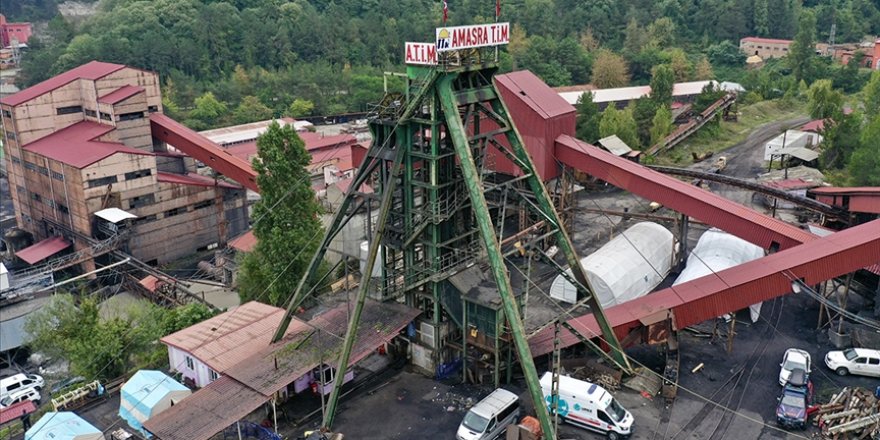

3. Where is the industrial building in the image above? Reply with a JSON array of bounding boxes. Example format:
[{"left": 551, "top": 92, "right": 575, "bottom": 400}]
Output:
[
  {"left": 739, "top": 36, "right": 794, "bottom": 59},
  {"left": 556, "top": 80, "right": 744, "bottom": 110},
  {"left": 0, "top": 61, "right": 248, "bottom": 268},
  {"left": 0, "top": 14, "right": 31, "bottom": 48}
]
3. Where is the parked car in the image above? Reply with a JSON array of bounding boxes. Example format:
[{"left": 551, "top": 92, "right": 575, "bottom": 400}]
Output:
[
  {"left": 456, "top": 388, "right": 521, "bottom": 440},
  {"left": 776, "top": 369, "right": 813, "bottom": 430},
  {"left": 0, "top": 373, "right": 44, "bottom": 399},
  {"left": 0, "top": 387, "right": 41, "bottom": 409},
  {"left": 778, "top": 348, "right": 811, "bottom": 385},
  {"left": 825, "top": 348, "right": 880, "bottom": 377}
]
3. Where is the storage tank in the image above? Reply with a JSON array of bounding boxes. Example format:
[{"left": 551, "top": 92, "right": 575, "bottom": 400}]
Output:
[
  {"left": 550, "top": 222, "right": 675, "bottom": 307},
  {"left": 673, "top": 228, "right": 765, "bottom": 321}
]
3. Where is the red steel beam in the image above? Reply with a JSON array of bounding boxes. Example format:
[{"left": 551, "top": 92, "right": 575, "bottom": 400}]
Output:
[
  {"left": 529, "top": 218, "right": 880, "bottom": 357},
  {"left": 555, "top": 134, "right": 816, "bottom": 251},
  {"left": 150, "top": 114, "right": 259, "bottom": 193}
]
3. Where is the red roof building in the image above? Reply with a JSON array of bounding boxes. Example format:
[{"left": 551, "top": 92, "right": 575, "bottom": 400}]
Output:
[
  {"left": 0, "top": 14, "right": 32, "bottom": 48},
  {"left": 0, "top": 61, "right": 249, "bottom": 266}
]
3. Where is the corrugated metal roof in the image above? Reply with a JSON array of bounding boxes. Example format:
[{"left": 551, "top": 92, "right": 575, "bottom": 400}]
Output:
[
  {"left": 198, "top": 118, "right": 297, "bottom": 146},
  {"left": 16, "top": 236, "right": 71, "bottom": 265},
  {"left": 530, "top": 218, "right": 880, "bottom": 356},
  {"left": 740, "top": 37, "right": 793, "bottom": 45},
  {"left": 24, "top": 121, "right": 153, "bottom": 168},
  {"left": 809, "top": 187, "right": 880, "bottom": 195},
  {"left": 597, "top": 135, "right": 632, "bottom": 156},
  {"left": 160, "top": 301, "right": 304, "bottom": 373},
  {"left": 0, "top": 400, "right": 36, "bottom": 425},
  {"left": 97, "top": 85, "right": 144, "bottom": 104},
  {"left": 558, "top": 81, "right": 723, "bottom": 105},
  {"left": 555, "top": 134, "right": 817, "bottom": 250},
  {"left": 224, "top": 300, "right": 420, "bottom": 396},
  {"left": 496, "top": 70, "right": 576, "bottom": 119},
  {"left": 228, "top": 230, "right": 256, "bottom": 253},
  {"left": 800, "top": 119, "right": 825, "bottom": 132},
  {"left": 0, "top": 61, "right": 126, "bottom": 107},
  {"left": 156, "top": 172, "right": 241, "bottom": 189},
  {"left": 142, "top": 376, "right": 266, "bottom": 440}
]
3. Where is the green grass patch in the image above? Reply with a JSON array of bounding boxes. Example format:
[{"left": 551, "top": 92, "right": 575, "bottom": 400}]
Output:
[{"left": 656, "top": 99, "right": 808, "bottom": 166}]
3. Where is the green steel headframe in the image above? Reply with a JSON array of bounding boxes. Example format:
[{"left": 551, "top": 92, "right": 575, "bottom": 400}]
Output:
[{"left": 272, "top": 57, "right": 631, "bottom": 438}]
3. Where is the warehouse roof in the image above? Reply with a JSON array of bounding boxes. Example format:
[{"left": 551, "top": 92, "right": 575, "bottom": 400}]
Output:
[
  {"left": 97, "top": 85, "right": 144, "bottom": 104},
  {"left": 740, "top": 37, "right": 794, "bottom": 45},
  {"left": 496, "top": 70, "right": 575, "bottom": 119},
  {"left": 23, "top": 121, "right": 152, "bottom": 168},
  {"left": 16, "top": 236, "right": 72, "bottom": 265},
  {"left": 1, "top": 61, "right": 126, "bottom": 107}
]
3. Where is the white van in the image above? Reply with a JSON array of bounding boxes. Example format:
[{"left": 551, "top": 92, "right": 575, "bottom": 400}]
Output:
[
  {"left": 0, "top": 387, "right": 41, "bottom": 409},
  {"left": 0, "top": 373, "right": 44, "bottom": 399},
  {"left": 540, "top": 372, "right": 634, "bottom": 440},
  {"left": 456, "top": 388, "right": 521, "bottom": 440}
]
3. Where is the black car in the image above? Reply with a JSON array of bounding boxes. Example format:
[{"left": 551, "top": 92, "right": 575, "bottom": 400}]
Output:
[{"left": 776, "top": 368, "right": 813, "bottom": 430}]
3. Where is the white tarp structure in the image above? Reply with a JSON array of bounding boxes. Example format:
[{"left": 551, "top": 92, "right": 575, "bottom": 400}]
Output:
[
  {"left": 764, "top": 130, "right": 822, "bottom": 161},
  {"left": 673, "top": 228, "right": 765, "bottom": 322},
  {"left": 550, "top": 222, "right": 674, "bottom": 306},
  {"left": 119, "top": 370, "right": 191, "bottom": 437},
  {"left": 94, "top": 207, "right": 137, "bottom": 223}
]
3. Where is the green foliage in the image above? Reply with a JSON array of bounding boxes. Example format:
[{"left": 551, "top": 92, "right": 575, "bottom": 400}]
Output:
[
  {"left": 592, "top": 50, "right": 630, "bottom": 88},
  {"left": 289, "top": 99, "right": 316, "bottom": 118},
  {"left": 518, "top": 36, "right": 592, "bottom": 86},
  {"left": 863, "top": 71, "right": 880, "bottom": 120},
  {"left": 599, "top": 105, "right": 640, "bottom": 149},
  {"left": 819, "top": 113, "right": 862, "bottom": 169},
  {"left": 238, "top": 122, "right": 326, "bottom": 307},
  {"left": 650, "top": 105, "right": 674, "bottom": 145},
  {"left": 806, "top": 79, "right": 843, "bottom": 120},
  {"left": 693, "top": 83, "right": 727, "bottom": 114},
  {"left": 24, "top": 294, "right": 214, "bottom": 380},
  {"left": 650, "top": 64, "right": 675, "bottom": 107},
  {"left": 191, "top": 92, "right": 228, "bottom": 125},
  {"left": 753, "top": 0, "right": 769, "bottom": 36},
  {"left": 705, "top": 41, "right": 746, "bottom": 68},
  {"left": 788, "top": 10, "right": 817, "bottom": 82},
  {"left": 847, "top": 115, "right": 880, "bottom": 186},
  {"left": 575, "top": 91, "right": 601, "bottom": 143},
  {"left": 233, "top": 95, "right": 274, "bottom": 124}
]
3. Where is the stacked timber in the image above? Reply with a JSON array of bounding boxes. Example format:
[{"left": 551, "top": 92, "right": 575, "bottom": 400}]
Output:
[{"left": 814, "top": 387, "right": 880, "bottom": 439}]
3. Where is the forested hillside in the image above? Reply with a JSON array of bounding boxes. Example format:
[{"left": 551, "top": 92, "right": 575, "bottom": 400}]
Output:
[{"left": 13, "top": 0, "right": 880, "bottom": 124}]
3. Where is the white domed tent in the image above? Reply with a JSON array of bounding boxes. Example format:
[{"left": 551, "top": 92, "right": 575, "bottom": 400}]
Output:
[
  {"left": 550, "top": 222, "right": 675, "bottom": 307},
  {"left": 119, "top": 370, "right": 191, "bottom": 437},
  {"left": 673, "top": 228, "right": 765, "bottom": 321},
  {"left": 25, "top": 412, "right": 102, "bottom": 440}
]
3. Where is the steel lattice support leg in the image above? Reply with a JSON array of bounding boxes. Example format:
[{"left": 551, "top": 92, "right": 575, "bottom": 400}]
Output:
[{"left": 437, "top": 74, "right": 556, "bottom": 438}]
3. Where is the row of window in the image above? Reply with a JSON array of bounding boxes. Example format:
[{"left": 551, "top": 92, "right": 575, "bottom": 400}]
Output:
[
  {"left": 22, "top": 188, "right": 69, "bottom": 214},
  {"left": 87, "top": 169, "right": 153, "bottom": 189},
  {"left": 128, "top": 199, "right": 218, "bottom": 226},
  {"left": 184, "top": 356, "right": 219, "bottom": 382},
  {"left": 16, "top": 158, "right": 64, "bottom": 180}
]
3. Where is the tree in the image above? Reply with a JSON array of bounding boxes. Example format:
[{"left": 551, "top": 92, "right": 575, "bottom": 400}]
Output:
[
  {"left": 233, "top": 95, "right": 273, "bottom": 124},
  {"left": 862, "top": 70, "right": 880, "bottom": 120},
  {"left": 647, "top": 17, "right": 676, "bottom": 48},
  {"left": 650, "top": 64, "right": 675, "bottom": 107},
  {"left": 668, "top": 49, "right": 692, "bottom": 82},
  {"left": 806, "top": 79, "right": 843, "bottom": 120},
  {"left": 693, "top": 83, "right": 726, "bottom": 114},
  {"left": 847, "top": 115, "right": 880, "bottom": 185},
  {"left": 623, "top": 18, "right": 646, "bottom": 54},
  {"left": 819, "top": 113, "right": 862, "bottom": 169},
  {"left": 650, "top": 105, "right": 674, "bottom": 145},
  {"left": 754, "top": 0, "right": 770, "bottom": 36},
  {"left": 694, "top": 56, "right": 714, "bottom": 80},
  {"left": 592, "top": 50, "right": 630, "bottom": 88},
  {"left": 289, "top": 98, "right": 316, "bottom": 117},
  {"left": 508, "top": 24, "right": 529, "bottom": 69},
  {"left": 599, "top": 105, "right": 640, "bottom": 149},
  {"left": 579, "top": 28, "right": 600, "bottom": 53},
  {"left": 190, "top": 92, "right": 228, "bottom": 125},
  {"left": 238, "top": 122, "right": 326, "bottom": 307},
  {"left": 575, "top": 91, "right": 601, "bottom": 143},
  {"left": 788, "top": 10, "right": 817, "bottom": 82},
  {"left": 705, "top": 41, "right": 746, "bottom": 67}
]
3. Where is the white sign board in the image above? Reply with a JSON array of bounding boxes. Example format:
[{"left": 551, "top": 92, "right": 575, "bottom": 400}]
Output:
[
  {"left": 405, "top": 42, "right": 437, "bottom": 65},
  {"left": 435, "top": 22, "right": 510, "bottom": 52}
]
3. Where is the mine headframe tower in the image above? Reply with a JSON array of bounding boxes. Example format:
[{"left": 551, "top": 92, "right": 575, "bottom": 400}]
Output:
[{"left": 272, "top": 49, "right": 631, "bottom": 437}]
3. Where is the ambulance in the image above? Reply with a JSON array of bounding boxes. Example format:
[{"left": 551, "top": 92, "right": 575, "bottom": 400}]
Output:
[{"left": 539, "top": 372, "right": 634, "bottom": 439}]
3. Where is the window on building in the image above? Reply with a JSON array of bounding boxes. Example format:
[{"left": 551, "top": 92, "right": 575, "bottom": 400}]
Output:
[
  {"left": 84, "top": 109, "right": 97, "bottom": 118},
  {"left": 185, "top": 356, "right": 194, "bottom": 370},
  {"left": 44, "top": 199, "right": 55, "bottom": 208},
  {"left": 124, "top": 169, "right": 152, "bottom": 180},
  {"left": 208, "top": 369, "right": 219, "bottom": 382},
  {"left": 57, "top": 203, "right": 69, "bottom": 214},
  {"left": 22, "top": 214, "right": 31, "bottom": 223},
  {"left": 23, "top": 161, "right": 37, "bottom": 172},
  {"left": 128, "top": 194, "right": 155, "bottom": 209},
  {"left": 51, "top": 170, "right": 64, "bottom": 181},
  {"left": 56, "top": 105, "right": 83, "bottom": 115},
  {"left": 11, "top": 156, "right": 21, "bottom": 165},
  {"left": 193, "top": 200, "right": 213, "bottom": 210},
  {"left": 118, "top": 111, "right": 145, "bottom": 122},
  {"left": 100, "top": 112, "right": 112, "bottom": 121},
  {"left": 31, "top": 192, "right": 41, "bottom": 202},
  {"left": 37, "top": 166, "right": 49, "bottom": 176},
  {"left": 6, "top": 131, "right": 15, "bottom": 142},
  {"left": 2, "top": 109, "right": 11, "bottom": 118},
  {"left": 132, "top": 214, "right": 156, "bottom": 226},
  {"left": 16, "top": 185, "right": 25, "bottom": 194},
  {"left": 87, "top": 175, "right": 118, "bottom": 188},
  {"left": 165, "top": 207, "right": 185, "bottom": 217},
  {"left": 147, "top": 105, "right": 159, "bottom": 113}
]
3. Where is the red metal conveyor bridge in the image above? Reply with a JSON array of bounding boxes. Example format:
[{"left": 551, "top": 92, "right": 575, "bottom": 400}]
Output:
[{"left": 529, "top": 135, "right": 880, "bottom": 355}]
